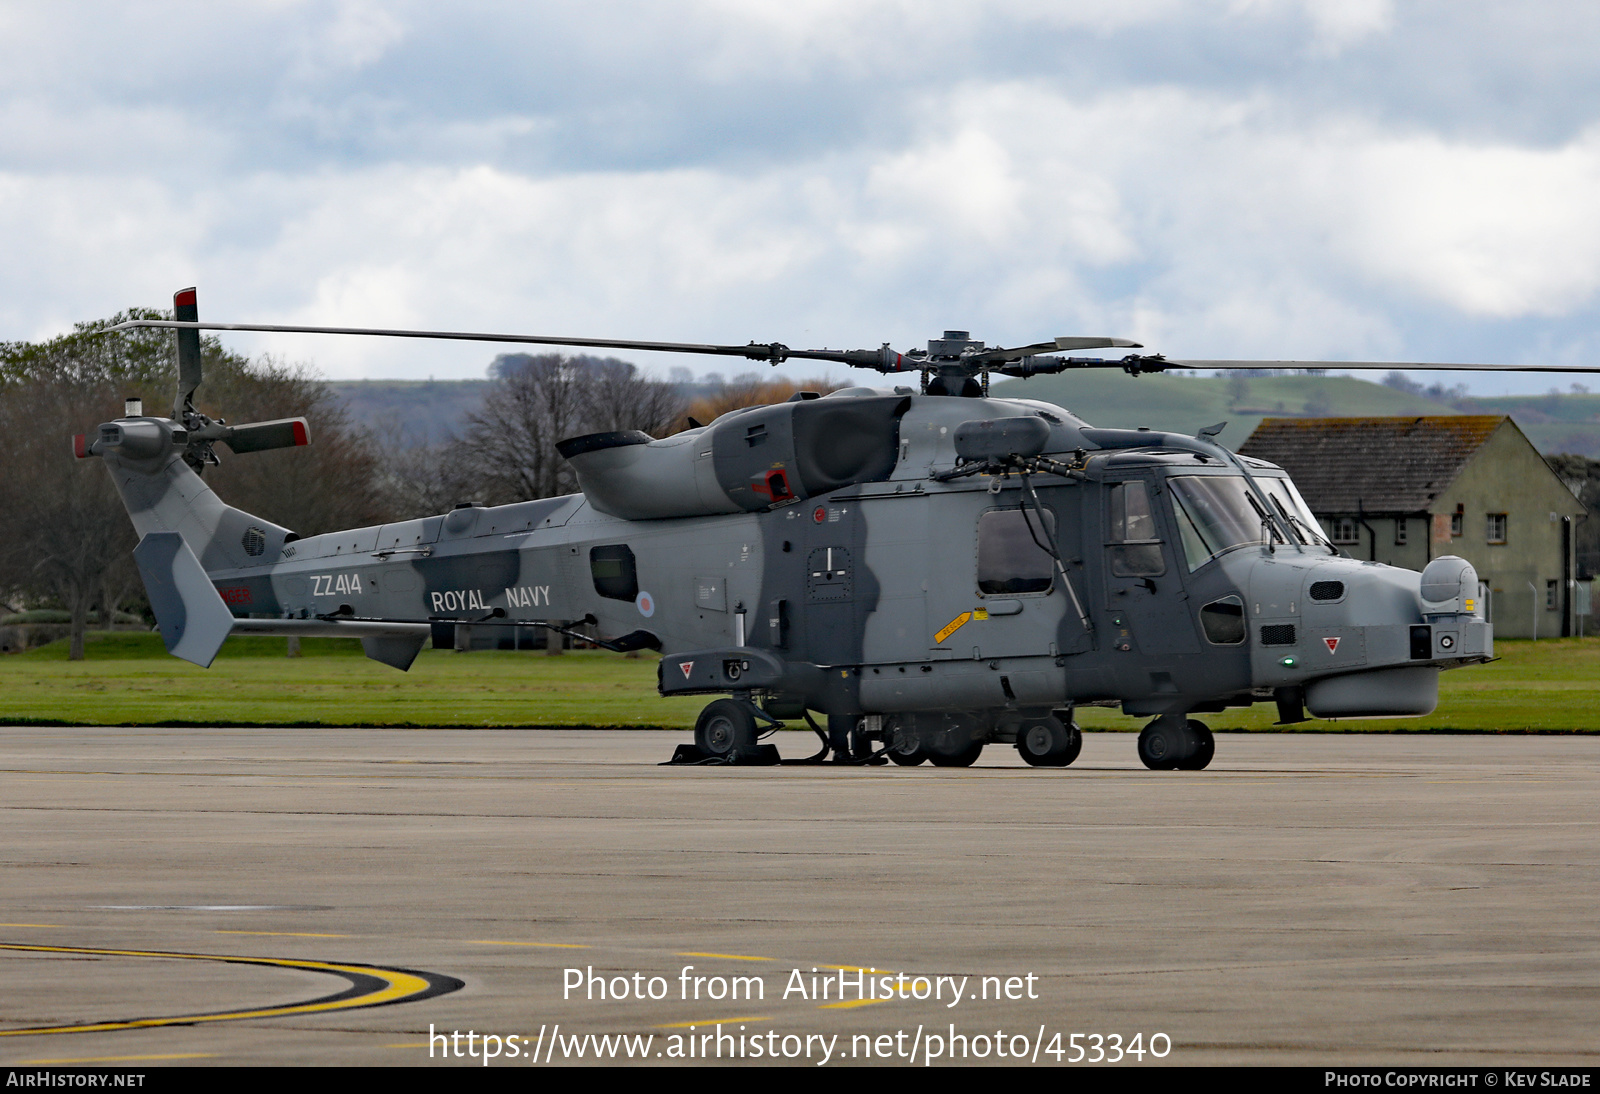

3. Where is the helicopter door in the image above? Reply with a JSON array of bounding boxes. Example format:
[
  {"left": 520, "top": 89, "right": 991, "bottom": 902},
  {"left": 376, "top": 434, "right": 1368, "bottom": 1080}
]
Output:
[
  {"left": 927, "top": 499, "right": 1076, "bottom": 663},
  {"left": 1102, "top": 479, "right": 1199, "bottom": 656},
  {"left": 857, "top": 494, "right": 933, "bottom": 667}
]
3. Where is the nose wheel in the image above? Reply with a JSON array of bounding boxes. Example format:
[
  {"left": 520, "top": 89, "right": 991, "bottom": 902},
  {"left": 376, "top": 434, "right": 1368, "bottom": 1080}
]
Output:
[
  {"left": 1137, "top": 717, "right": 1214, "bottom": 770},
  {"left": 693, "top": 699, "right": 761, "bottom": 761}
]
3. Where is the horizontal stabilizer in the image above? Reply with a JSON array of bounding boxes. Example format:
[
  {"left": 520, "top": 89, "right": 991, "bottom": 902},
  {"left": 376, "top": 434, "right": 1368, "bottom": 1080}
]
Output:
[
  {"left": 231, "top": 619, "right": 432, "bottom": 671},
  {"left": 220, "top": 417, "right": 310, "bottom": 454},
  {"left": 360, "top": 634, "right": 429, "bottom": 671},
  {"left": 133, "top": 532, "right": 235, "bottom": 668}
]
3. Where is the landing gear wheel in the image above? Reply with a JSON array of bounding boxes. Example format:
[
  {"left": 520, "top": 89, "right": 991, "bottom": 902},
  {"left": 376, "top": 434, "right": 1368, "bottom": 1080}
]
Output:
[
  {"left": 888, "top": 742, "right": 927, "bottom": 766},
  {"left": 1176, "top": 720, "right": 1214, "bottom": 770},
  {"left": 928, "top": 742, "right": 984, "bottom": 768},
  {"left": 1016, "top": 716, "right": 1080, "bottom": 767},
  {"left": 1137, "top": 717, "right": 1192, "bottom": 771},
  {"left": 694, "top": 699, "right": 759, "bottom": 762},
  {"left": 1061, "top": 723, "right": 1083, "bottom": 766},
  {"left": 886, "top": 717, "right": 927, "bottom": 766}
]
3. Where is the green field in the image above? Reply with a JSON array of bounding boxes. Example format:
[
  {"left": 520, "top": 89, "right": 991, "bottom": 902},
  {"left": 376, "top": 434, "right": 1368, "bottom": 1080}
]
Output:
[{"left": 2, "top": 632, "right": 1598, "bottom": 732}]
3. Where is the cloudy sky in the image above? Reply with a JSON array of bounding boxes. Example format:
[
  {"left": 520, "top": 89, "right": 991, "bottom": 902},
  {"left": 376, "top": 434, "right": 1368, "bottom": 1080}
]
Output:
[{"left": 2, "top": 0, "right": 1598, "bottom": 393}]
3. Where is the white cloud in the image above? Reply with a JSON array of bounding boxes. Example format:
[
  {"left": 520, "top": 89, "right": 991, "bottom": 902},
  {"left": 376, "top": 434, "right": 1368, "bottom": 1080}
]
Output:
[
  {"left": 1, "top": 3, "right": 1598, "bottom": 394},
  {"left": 1304, "top": 125, "right": 1600, "bottom": 317}
]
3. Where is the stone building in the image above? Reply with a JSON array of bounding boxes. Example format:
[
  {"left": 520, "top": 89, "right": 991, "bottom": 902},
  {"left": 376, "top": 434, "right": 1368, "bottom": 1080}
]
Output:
[{"left": 1239, "top": 416, "right": 1586, "bottom": 639}]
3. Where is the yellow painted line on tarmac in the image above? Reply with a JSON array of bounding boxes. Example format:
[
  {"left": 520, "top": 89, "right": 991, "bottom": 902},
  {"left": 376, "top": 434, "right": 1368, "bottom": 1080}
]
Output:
[
  {"left": 20, "top": 1053, "right": 217, "bottom": 1065},
  {"left": 215, "top": 930, "right": 350, "bottom": 938},
  {"left": 0, "top": 942, "right": 462, "bottom": 1036},
  {"left": 676, "top": 952, "right": 774, "bottom": 962},
  {"left": 471, "top": 940, "right": 590, "bottom": 949},
  {"left": 0, "top": 923, "right": 66, "bottom": 929},
  {"left": 656, "top": 1016, "right": 773, "bottom": 1029},
  {"left": 816, "top": 964, "right": 900, "bottom": 1009}
]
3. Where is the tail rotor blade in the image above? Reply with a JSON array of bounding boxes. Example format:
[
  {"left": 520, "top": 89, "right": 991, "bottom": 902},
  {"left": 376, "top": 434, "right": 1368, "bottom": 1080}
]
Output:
[
  {"left": 219, "top": 417, "right": 311, "bottom": 454},
  {"left": 173, "top": 287, "right": 202, "bottom": 418}
]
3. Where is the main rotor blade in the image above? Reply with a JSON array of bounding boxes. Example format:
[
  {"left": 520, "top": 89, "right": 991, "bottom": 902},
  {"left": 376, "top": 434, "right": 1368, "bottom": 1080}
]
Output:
[
  {"left": 1159, "top": 358, "right": 1600, "bottom": 374},
  {"left": 101, "top": 318, "right": 884, "bottom": 368},
  {"left": 971, "top": 336, "right": 1142, "bottom": 365}
]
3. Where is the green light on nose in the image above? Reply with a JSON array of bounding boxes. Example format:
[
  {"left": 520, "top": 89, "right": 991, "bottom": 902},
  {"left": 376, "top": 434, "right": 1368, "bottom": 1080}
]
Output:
[{"left": 1280, "top": 656, "right": 1297, "bottom": 667}]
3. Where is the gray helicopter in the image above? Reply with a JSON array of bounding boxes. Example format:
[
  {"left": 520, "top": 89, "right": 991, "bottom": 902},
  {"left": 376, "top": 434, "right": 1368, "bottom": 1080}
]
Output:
[{"left": 83, "top": 287, "right": 1570, "bottom": 770}]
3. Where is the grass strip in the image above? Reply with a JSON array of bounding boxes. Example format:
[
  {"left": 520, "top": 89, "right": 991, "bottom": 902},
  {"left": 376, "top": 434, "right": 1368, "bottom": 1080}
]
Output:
[{"left": 3, "top": 632, "right": 1599, "bottom": 732}]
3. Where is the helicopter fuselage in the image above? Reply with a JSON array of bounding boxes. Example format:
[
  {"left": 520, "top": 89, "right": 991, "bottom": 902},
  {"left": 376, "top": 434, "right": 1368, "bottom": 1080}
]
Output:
[{"left": 96, "top": 385, "right": 1489, "bottom": 767}]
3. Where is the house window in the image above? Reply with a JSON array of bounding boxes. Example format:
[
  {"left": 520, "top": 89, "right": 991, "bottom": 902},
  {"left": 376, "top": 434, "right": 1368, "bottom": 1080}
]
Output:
[
  {"left": 1450, "top": 505, "right": 1463, "bottom": 537},
  {"left": 1547, "top": 580, "right": 1559, "bottom": 611},
  {"left": 1487, "top": 513, "right": 1508, "bottom": 544},
  {"left": 1330, "top": 516, "right": 1359, "bottom": 545},
  {"left": 1394, "top": 519, "right": 1408, "bottom": 546}
]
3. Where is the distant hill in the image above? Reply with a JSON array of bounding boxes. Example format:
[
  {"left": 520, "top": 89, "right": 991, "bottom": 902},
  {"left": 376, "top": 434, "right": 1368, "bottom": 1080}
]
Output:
[
  {"left": 327, "top": 371, "right": 1600, "bottom": 458},
  {"left": 990, "top": 372, "right": 1459, "bottom": 450},
  {"left": 1453, "top": 393, "right": 1600, "bottom": 459},
  {"left": 327, "top": 379, "right": 491, "bottom": 444},
  {"left": 994, "top": 372, "right": 1600, "bottom": 457}
]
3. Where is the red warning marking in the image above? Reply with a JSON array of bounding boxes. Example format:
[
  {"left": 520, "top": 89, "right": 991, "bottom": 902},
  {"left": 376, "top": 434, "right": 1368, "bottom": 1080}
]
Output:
[
  {"left": 679, "top": 661, "right": 694, "bottom": 679},
  {"left": 1324, "top": 637, "right": 1341, "bottom": 653},
  {"left": 812, "top": 506, "right": 827, "bottom": 524}
]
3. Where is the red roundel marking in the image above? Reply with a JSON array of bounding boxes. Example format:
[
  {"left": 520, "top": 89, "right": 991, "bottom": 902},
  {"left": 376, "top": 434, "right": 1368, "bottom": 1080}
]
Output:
[{"left": 812, "top": 506, "right": 826, "bottom": 524}]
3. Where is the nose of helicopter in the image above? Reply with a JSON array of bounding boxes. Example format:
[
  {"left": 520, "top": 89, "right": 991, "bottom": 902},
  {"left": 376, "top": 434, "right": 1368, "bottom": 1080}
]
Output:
[{"left": 1240, "top": 552, "right": 1491, "bottom": 718}]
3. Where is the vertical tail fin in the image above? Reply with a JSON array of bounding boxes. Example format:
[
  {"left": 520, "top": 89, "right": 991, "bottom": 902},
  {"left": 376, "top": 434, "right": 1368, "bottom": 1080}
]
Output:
[{"left": 133, "top": 532, "right": 235, "bottom": 667}]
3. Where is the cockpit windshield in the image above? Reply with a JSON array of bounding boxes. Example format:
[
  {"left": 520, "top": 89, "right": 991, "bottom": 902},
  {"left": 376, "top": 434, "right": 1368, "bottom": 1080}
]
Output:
[{"left": 1168, "top": 474, "right": 1329, "bottom": 571}]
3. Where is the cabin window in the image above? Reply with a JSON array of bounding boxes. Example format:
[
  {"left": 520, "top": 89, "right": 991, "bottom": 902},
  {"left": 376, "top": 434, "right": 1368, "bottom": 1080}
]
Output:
[
  {"left": 1107, "top": 481, "right": 1165, "bottom": 577},
  {"left": 590, "top": 544, "right": 639, "bottom": 601},
  {"left": 977, "top": 508, "right": 1056, "bottom": 595}
]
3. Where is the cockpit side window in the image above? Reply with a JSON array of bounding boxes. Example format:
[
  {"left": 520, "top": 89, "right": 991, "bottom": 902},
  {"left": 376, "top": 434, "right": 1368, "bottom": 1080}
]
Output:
[
  {"left": 1199, "top": 595, "right": 1247, "bottom": 644},
  {"left": 1106, "top": 481, "right": 1166, "bottom": 577}
]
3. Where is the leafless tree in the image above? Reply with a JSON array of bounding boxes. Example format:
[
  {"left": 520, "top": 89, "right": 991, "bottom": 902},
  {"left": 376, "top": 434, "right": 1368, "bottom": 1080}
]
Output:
[
  {"left": 446, "top": 354, "right": 689, "bottom": 505},
  {"left": 0, "top": 380, "right": 136, "bottom": 659},
  {"left": 204, "top": 357, "right": 392, "bottom": 536}
]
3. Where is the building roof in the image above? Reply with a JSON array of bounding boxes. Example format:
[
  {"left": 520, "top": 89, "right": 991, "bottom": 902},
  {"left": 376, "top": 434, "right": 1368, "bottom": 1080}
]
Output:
[{"left": 1237, "top": 415, "right": 1507, "bottom": 513}]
